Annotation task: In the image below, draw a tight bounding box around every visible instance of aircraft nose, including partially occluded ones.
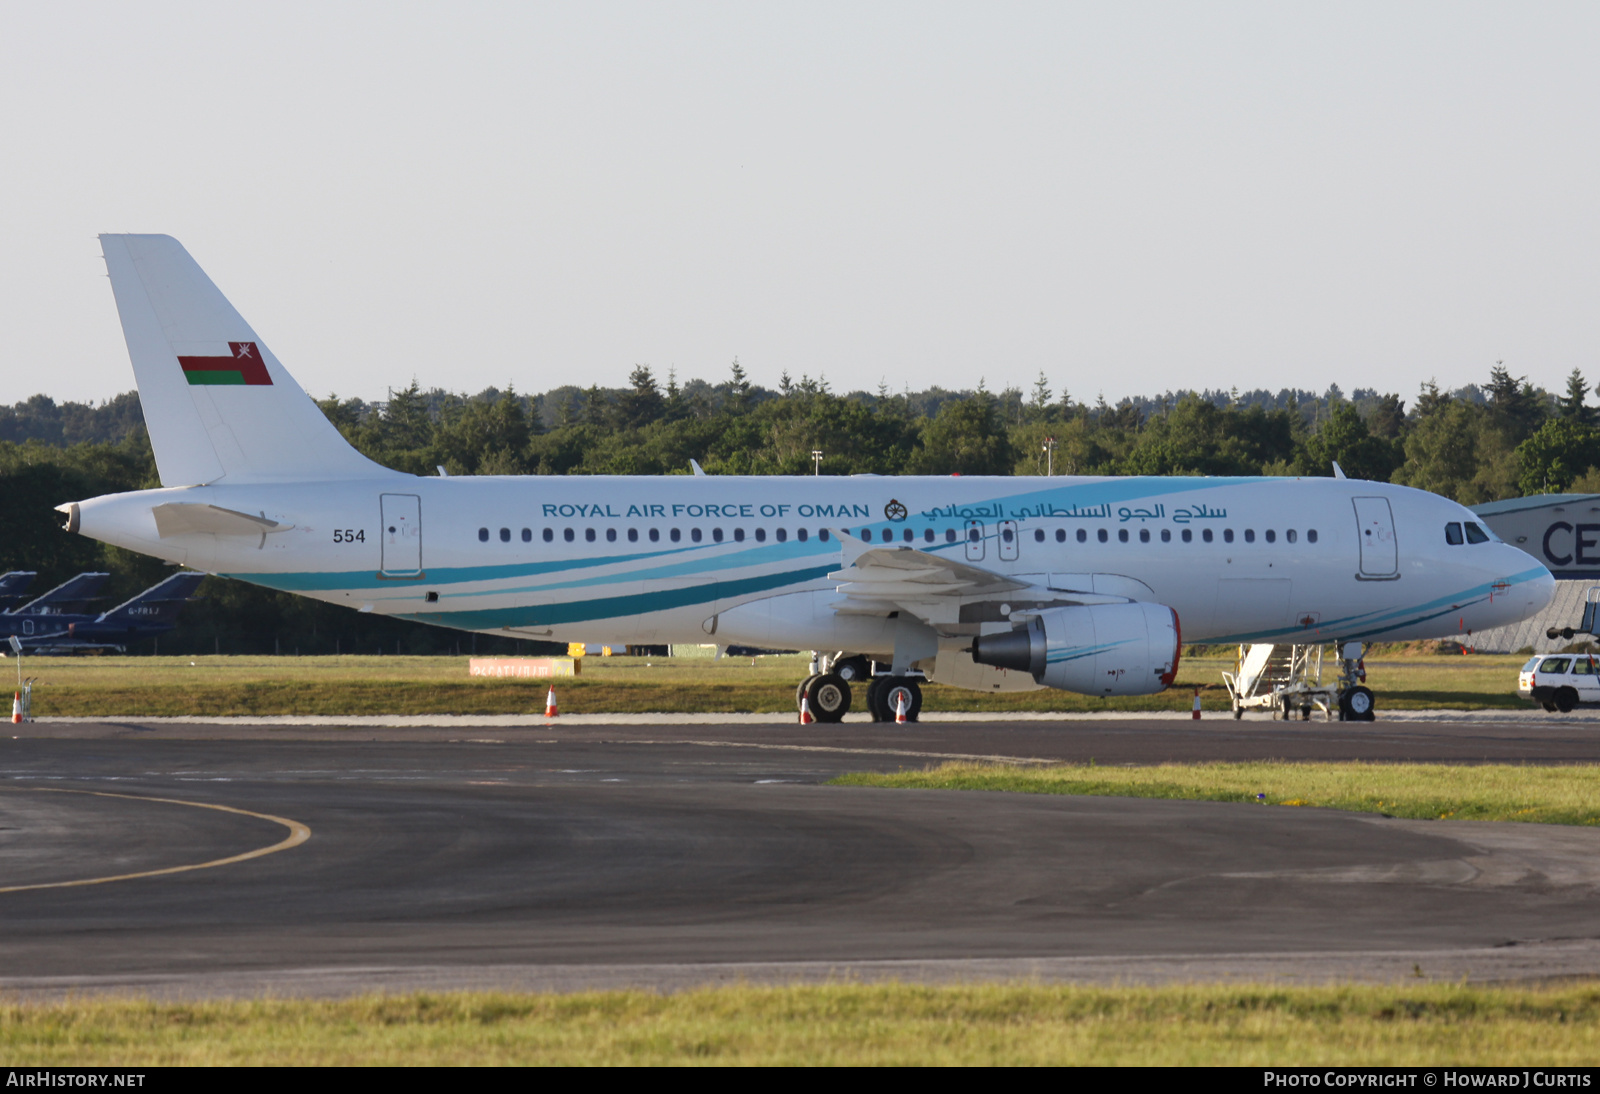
[1529,565,1557,614]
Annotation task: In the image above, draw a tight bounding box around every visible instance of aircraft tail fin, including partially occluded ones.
[0,572,37,612]
[97,572,206,625]
[16,572,110,616]
[98,235,396,486]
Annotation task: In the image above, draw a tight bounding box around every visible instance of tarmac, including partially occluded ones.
[3,711,1600,1000]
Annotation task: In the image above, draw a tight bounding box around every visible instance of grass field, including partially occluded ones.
[833,761,1600,826]
[2,648,1540,717]
[6,983,1600,1065]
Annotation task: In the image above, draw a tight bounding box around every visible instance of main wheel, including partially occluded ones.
[1341,686,1376,722]
[804,673,851,723]
[1556,687,1578,713]
[881,677,922,723]
[796,674,819,713]
[865,676,889,722]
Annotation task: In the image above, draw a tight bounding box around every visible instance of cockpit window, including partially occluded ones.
[1445,522,1464,545]
[1539,657,1573,674]
[1464,522,1490,544]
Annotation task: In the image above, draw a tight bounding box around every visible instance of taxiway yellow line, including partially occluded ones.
[0,788,311,894]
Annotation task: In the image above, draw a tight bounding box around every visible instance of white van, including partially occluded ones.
[1519,654,1600,712]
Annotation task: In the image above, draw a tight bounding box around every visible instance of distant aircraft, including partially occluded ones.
[0,572,37,611]
[0,572,205,654]
[59,235,1556,718]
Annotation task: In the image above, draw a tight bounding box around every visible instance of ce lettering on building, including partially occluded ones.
[1473,495,1600,579]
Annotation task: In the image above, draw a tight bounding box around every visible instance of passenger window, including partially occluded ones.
[1098,529,1108,543]
[1286,529,1297,543]
[1203,529,1213,543]
[945,529,957,543]
[1307,529,1318,543]
[478,527,489,542]
[670,529,681,542]
[499,528,511,542]
[755,528,767,543]
[711,528,722,542]
[1243,529,1254,543]
[690,528,702,543]
[776,528,788,542]
[1223,529,1235,543]
[797,528,809,542]
[904,529,915,543]
[1464,522,1490,544]
[968,528,980,543]
[543,528,554,543]
[1138,529,1149,543]
[585,528,596,542]
[649,528,660,542]
[733,528,745,542]
[606,528,617,543]
[1118,529,1129,543]
[1181,529,1192,543]
[564,528,575,542]
[521,528,532,543]
[819,529,830,542]
[925,529,936,543]
[1001,527,1014,544]
[628,528,639,542]
[1160,529,1171,543]
[1074,528,1084,543]
[1264,529,1275,543]
[861,529,874,542]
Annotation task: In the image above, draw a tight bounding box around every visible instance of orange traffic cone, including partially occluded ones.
[11,692,20,724]
[895,690,908,725]
[799,696,813,724]
[544,687,559,717]
[1192,689,1202,720]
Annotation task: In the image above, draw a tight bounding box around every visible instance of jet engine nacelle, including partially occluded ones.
[969,602,1181,696]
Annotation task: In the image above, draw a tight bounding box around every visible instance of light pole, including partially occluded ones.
[1042,437,1056,476]
[812,450,823,476]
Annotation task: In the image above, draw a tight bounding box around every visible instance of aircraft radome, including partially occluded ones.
[57,236,1556,722]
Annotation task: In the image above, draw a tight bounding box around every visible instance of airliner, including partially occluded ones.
[58,235,1555,721]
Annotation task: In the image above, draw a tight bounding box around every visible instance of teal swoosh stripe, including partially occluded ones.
[463,541,847,598]
[1205,565,1551,644]
[230,545,701,593]
[1046,638,1134,664]
[404,564,837,630]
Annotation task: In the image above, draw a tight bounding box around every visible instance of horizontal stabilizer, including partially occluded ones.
[152,502,292,538]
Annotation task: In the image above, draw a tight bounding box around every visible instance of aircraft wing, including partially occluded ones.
[826,538,1128,628]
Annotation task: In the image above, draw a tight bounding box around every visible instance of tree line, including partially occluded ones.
[2,361,1596,654]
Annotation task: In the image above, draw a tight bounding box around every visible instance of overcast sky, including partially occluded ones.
[2,2,1596,408]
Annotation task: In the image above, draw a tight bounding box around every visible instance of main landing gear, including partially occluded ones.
[796,654,923,723]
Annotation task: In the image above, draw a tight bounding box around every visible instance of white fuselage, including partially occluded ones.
[70,472,1555,654]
